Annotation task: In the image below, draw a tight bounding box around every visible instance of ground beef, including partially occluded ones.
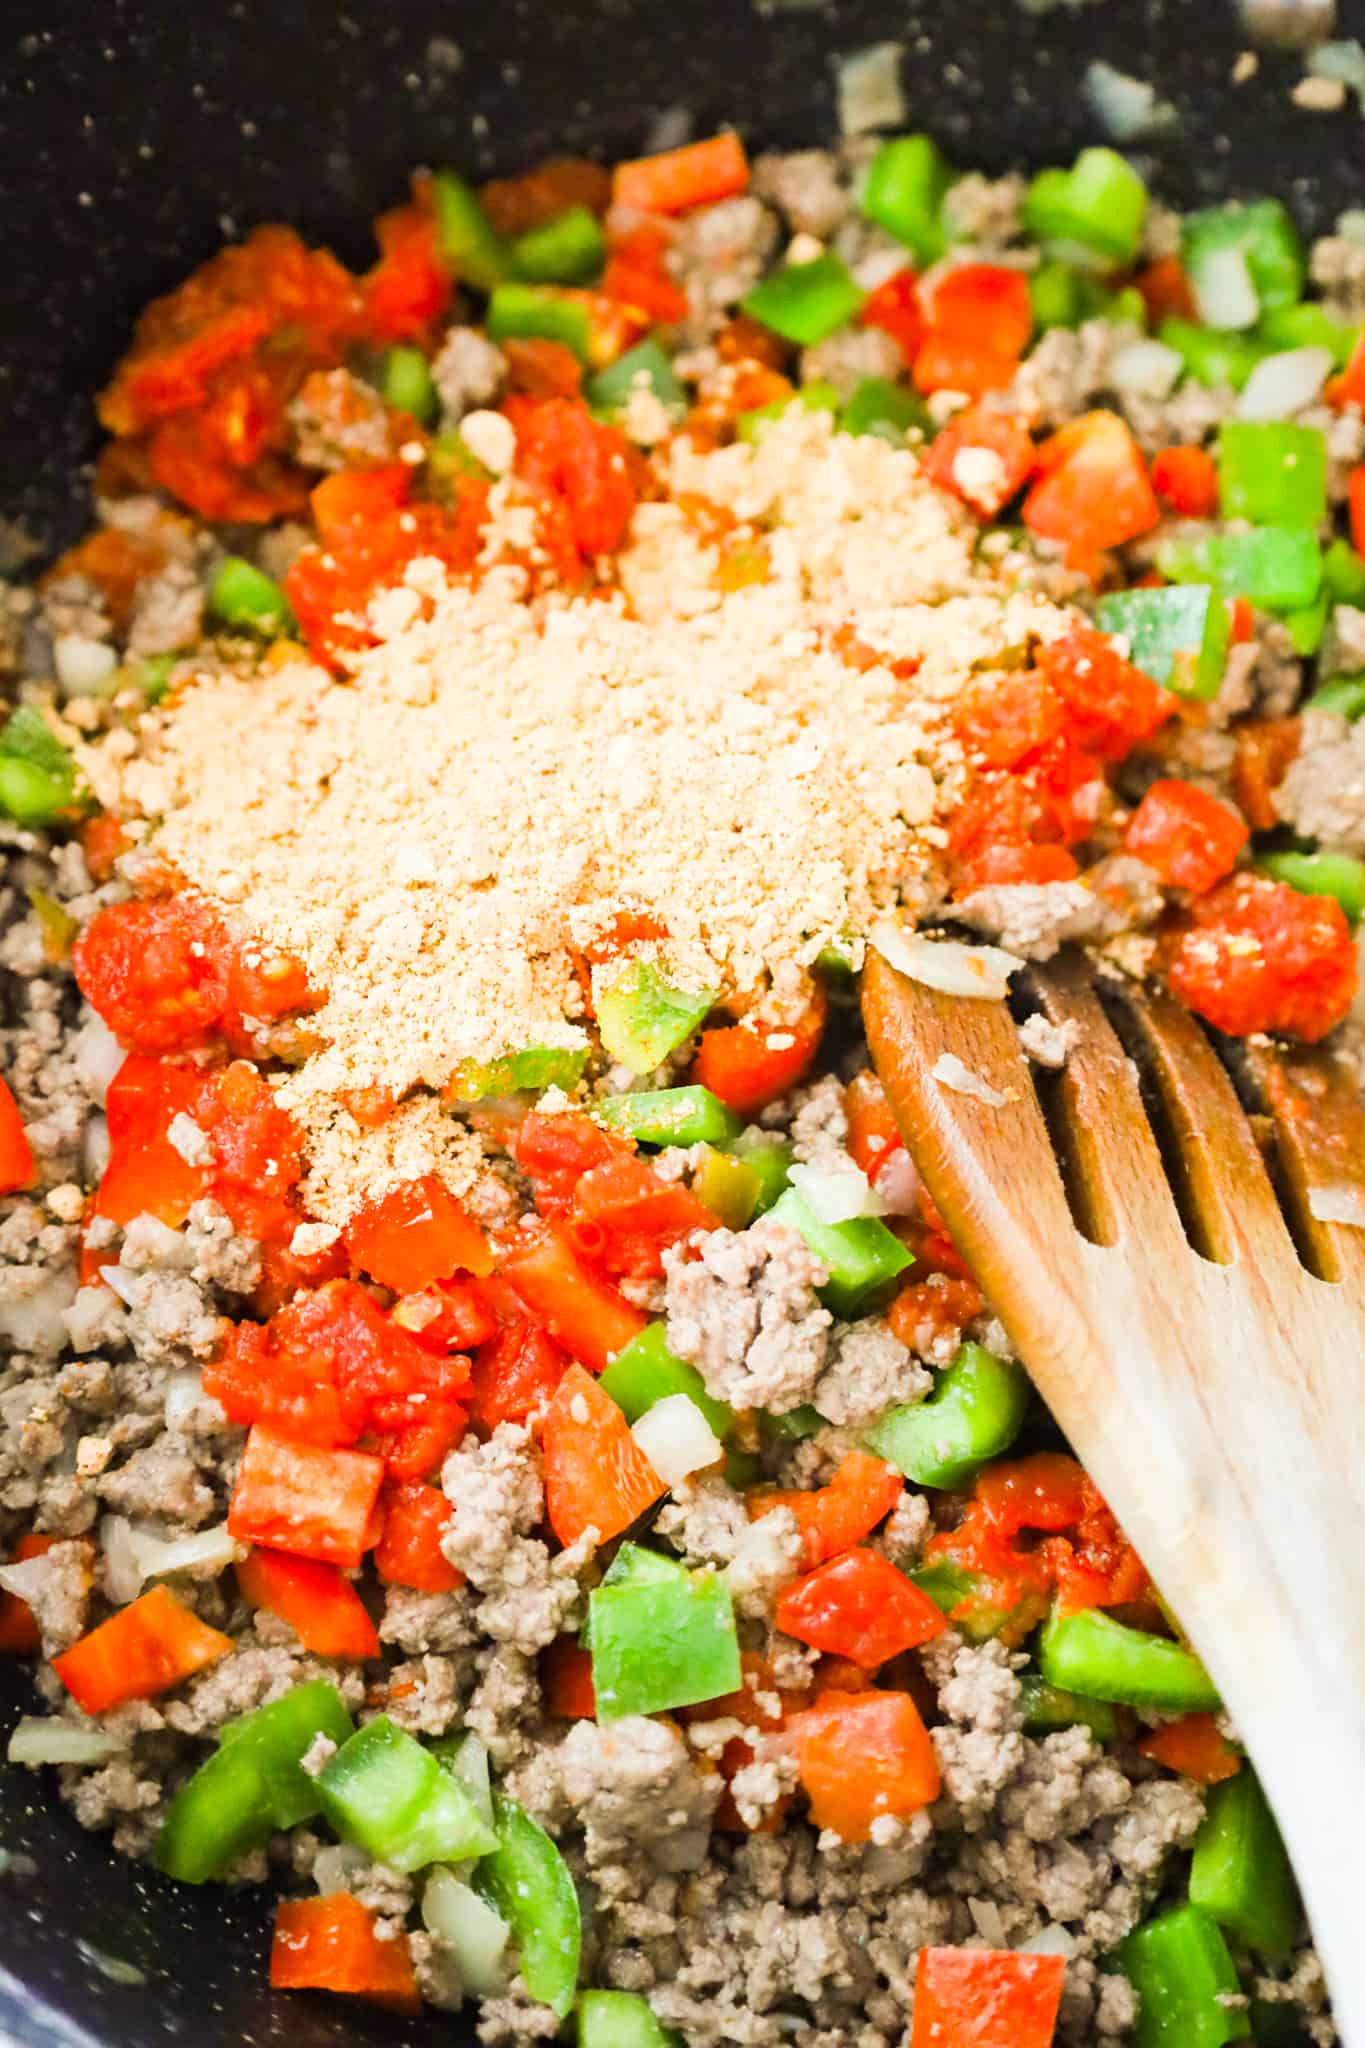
[432,326,507,421]
[786,1073,849,1167]
[941,173,1026,251]
[440,1424,587,1649]
[476,1986,563,2045]
[812,1318,930,1427]
[287,368,399,470]
[464,1643,542,1767]
[954,860,1163,960]
[1277,709,1365,851]
[125,562,203,657]
[559,1716,721,1895]
[60,1755,164,1858]
[663,1219,831,1413]
[1311,226,1365,321]
[96,1438,215,1526]
[668,197,780,342]
[381,1652,467,1735]
[751,151,850,239]
[800,325,903,401]
[21,1536,94,1654]
[379,1583,479,1656]
[160,1639,363,1737]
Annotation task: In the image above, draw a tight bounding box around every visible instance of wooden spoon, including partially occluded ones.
[863,945,1365,2046]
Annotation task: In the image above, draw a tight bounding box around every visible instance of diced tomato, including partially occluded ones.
[1035,626,1173,764]
[345,1174,493,1293]
[478,158,612,237]
[914,266,1032,400]
[887,1274,985,1353]
[1230,595,1255,645]
[236,1546,380,1660]
[858,269,923,362]
[503,1222,647,1372]
[1232,716,1301,833]
[74,896,231,1054]
[514,1111,635,1218]
[227,1426,385,1569]
[751,1450,903,1568]
[52,1585,232,1713]
[692,983,827,1118]
[468,1286,572,1430]
[1150,443,1218,518]
[372,1481,463,1593]
[682,1649,813,1832]
[612,134,750,216]
[1165,872,1358,1043]
[81,813,132,884]
[1139,1711,1242,1785]
[0,1078,34,1197]
[910,1947,1065,2048]
[600,226,688,327]
[541,1362,666,1546]
[1136,256,1197,327]
[542,1637,598,1718]
[923,406,1036,517]
[1124,778,1249,894]
[392,1276,497,1354]
[953,843,1082,893]
[568,1153,717,1280]
[1023,409,1160,572]
[45,526,167,634]
[1350,464,1365,559]
[502,337,585,399]
[844,1071,904,1183]
[0,1534,59,1655]
[952,669,1065,771]
[208,1280,471,1477]
[786,1689,940,1840]
[365,202,450,346]
[509,397,639,558]
[776,1548,946,1668]
[271,1894,420,2014]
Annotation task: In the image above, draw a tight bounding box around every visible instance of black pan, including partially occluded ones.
[0,2,1352,2040]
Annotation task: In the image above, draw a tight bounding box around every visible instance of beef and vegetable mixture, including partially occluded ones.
[2,116,1360,2048]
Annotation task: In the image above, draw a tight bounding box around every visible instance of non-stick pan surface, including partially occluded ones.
[0,2,1352,2040]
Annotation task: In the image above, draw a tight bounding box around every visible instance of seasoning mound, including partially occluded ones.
[90,411,1077,1222]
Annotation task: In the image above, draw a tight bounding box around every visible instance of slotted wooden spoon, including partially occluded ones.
[863,946,1365,2047]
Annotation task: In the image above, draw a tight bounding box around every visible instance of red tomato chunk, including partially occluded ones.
[1166,873,1358,1043]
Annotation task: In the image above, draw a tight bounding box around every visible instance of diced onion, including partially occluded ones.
[422,1867,510,1998]
[968,1897,1008,1946]
[100,1514,239,1603]
[1309,38,1365,98]
[0,1555,56,1604]
[1236,346,1333,420]
[1190,245,1260,333]
[165,1367,205,1430]
[1018,1923,1079,1958]
[870,921,1022,1000]
[0,1268,78,1357]
[931,1053,1009,1109]
[788,1160,884,1223]
[1308,1183,1365,1226]
[1108,339,1184,400]
[836,41,906,136]
[83,1112,110,1184]
[1337,209,1365,246]
[99,1516,144,1605]
[443,1732,494,1827]
[98,1265,142,1308]
[312,1844,371,1894]
[630,1395,724,1488]
[872,1146,922,1217]
[74,1012,126,1106]
[53,635,118,699]
[1082,61,1179,141]
[7,1717,127,1768]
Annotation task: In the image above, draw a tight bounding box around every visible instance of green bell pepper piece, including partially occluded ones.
[586,339,686,419]
[1094,584,1230,701]
[1157,529,1321,614]
[217,1679,355,1829]
[510,205,606,285]
[0,706,83,828]
[1190,1769,1301,1957]
[317,1714,498,1872]
[735,1133,792,1215]
[741,256,865,348]
[1257,302,1360,368]
[431,170,508,292]
[1307,672,1365,719]
[1282,589,1327,656]
[1038,1607,1220,1712]
[600,1321,733,1439]
[1017,1674,1120,1741]
[447,1043,590,1100]
[1023,148,1147,266]
[813,930,859,979]
[589,1555,741,1720]
[595,959,716,1075]
[690,1146,762,1230]
[208,556,295,636]
[1217,422,1327,529]
[1183,199,1305,321]
[861,134,956,264]
[839,376,930,445]
[909,1560,1024,1643]
[768,1185,913,1319]
[596,1085,741,1148]
[736,380,841,442]
[430,1728,495,1826]
[1030,260,1084,330]
[577,1989,679,2047]
[131,652,179,702]
[487,283,594,363]
[1257,849,1365,924]
[477,1792,581,2017]
[1158,319,1271,392]
[1120,1904,1251,2047]
[154,1739,278,1884]
[866,1342,1027,1487]
[380,344,439,425]
[1322,537,1365,606]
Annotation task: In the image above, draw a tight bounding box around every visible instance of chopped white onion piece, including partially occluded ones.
[1108,339,1184,400]
[443,1731,494,1827]
[872,1145,922,1217]
[422,1868,510,1998]
[312,1843,371,1894]
[1019,1923,1079,1958]
[1191,244,1260,332]
[788,1160,884,1223]
[53,635,118,700]
[1308,1183,1365,1226]
[1338,208,1365,245]
[101,1514,239,1601]
[0,1555,56,1604]
[83,1112,110,1184]
[8,1717,128,1768]
[165,1367,205,1430]
[74,1012,125,1106]
[968,1897,1008,1946]
[0,1268,78,1358]
[99,1517,144,1605]
[1083,60,1179,141]
[836,41,906,136]
[98,1265,141,1309]
[1237,346,1334,420]
[630,1394,723,1488]
[931,1053,1009,1109]
[1309,38,1365,100]
[870,921,1022,1000]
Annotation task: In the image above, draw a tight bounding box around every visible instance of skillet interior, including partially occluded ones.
[0,1,1354,2040]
